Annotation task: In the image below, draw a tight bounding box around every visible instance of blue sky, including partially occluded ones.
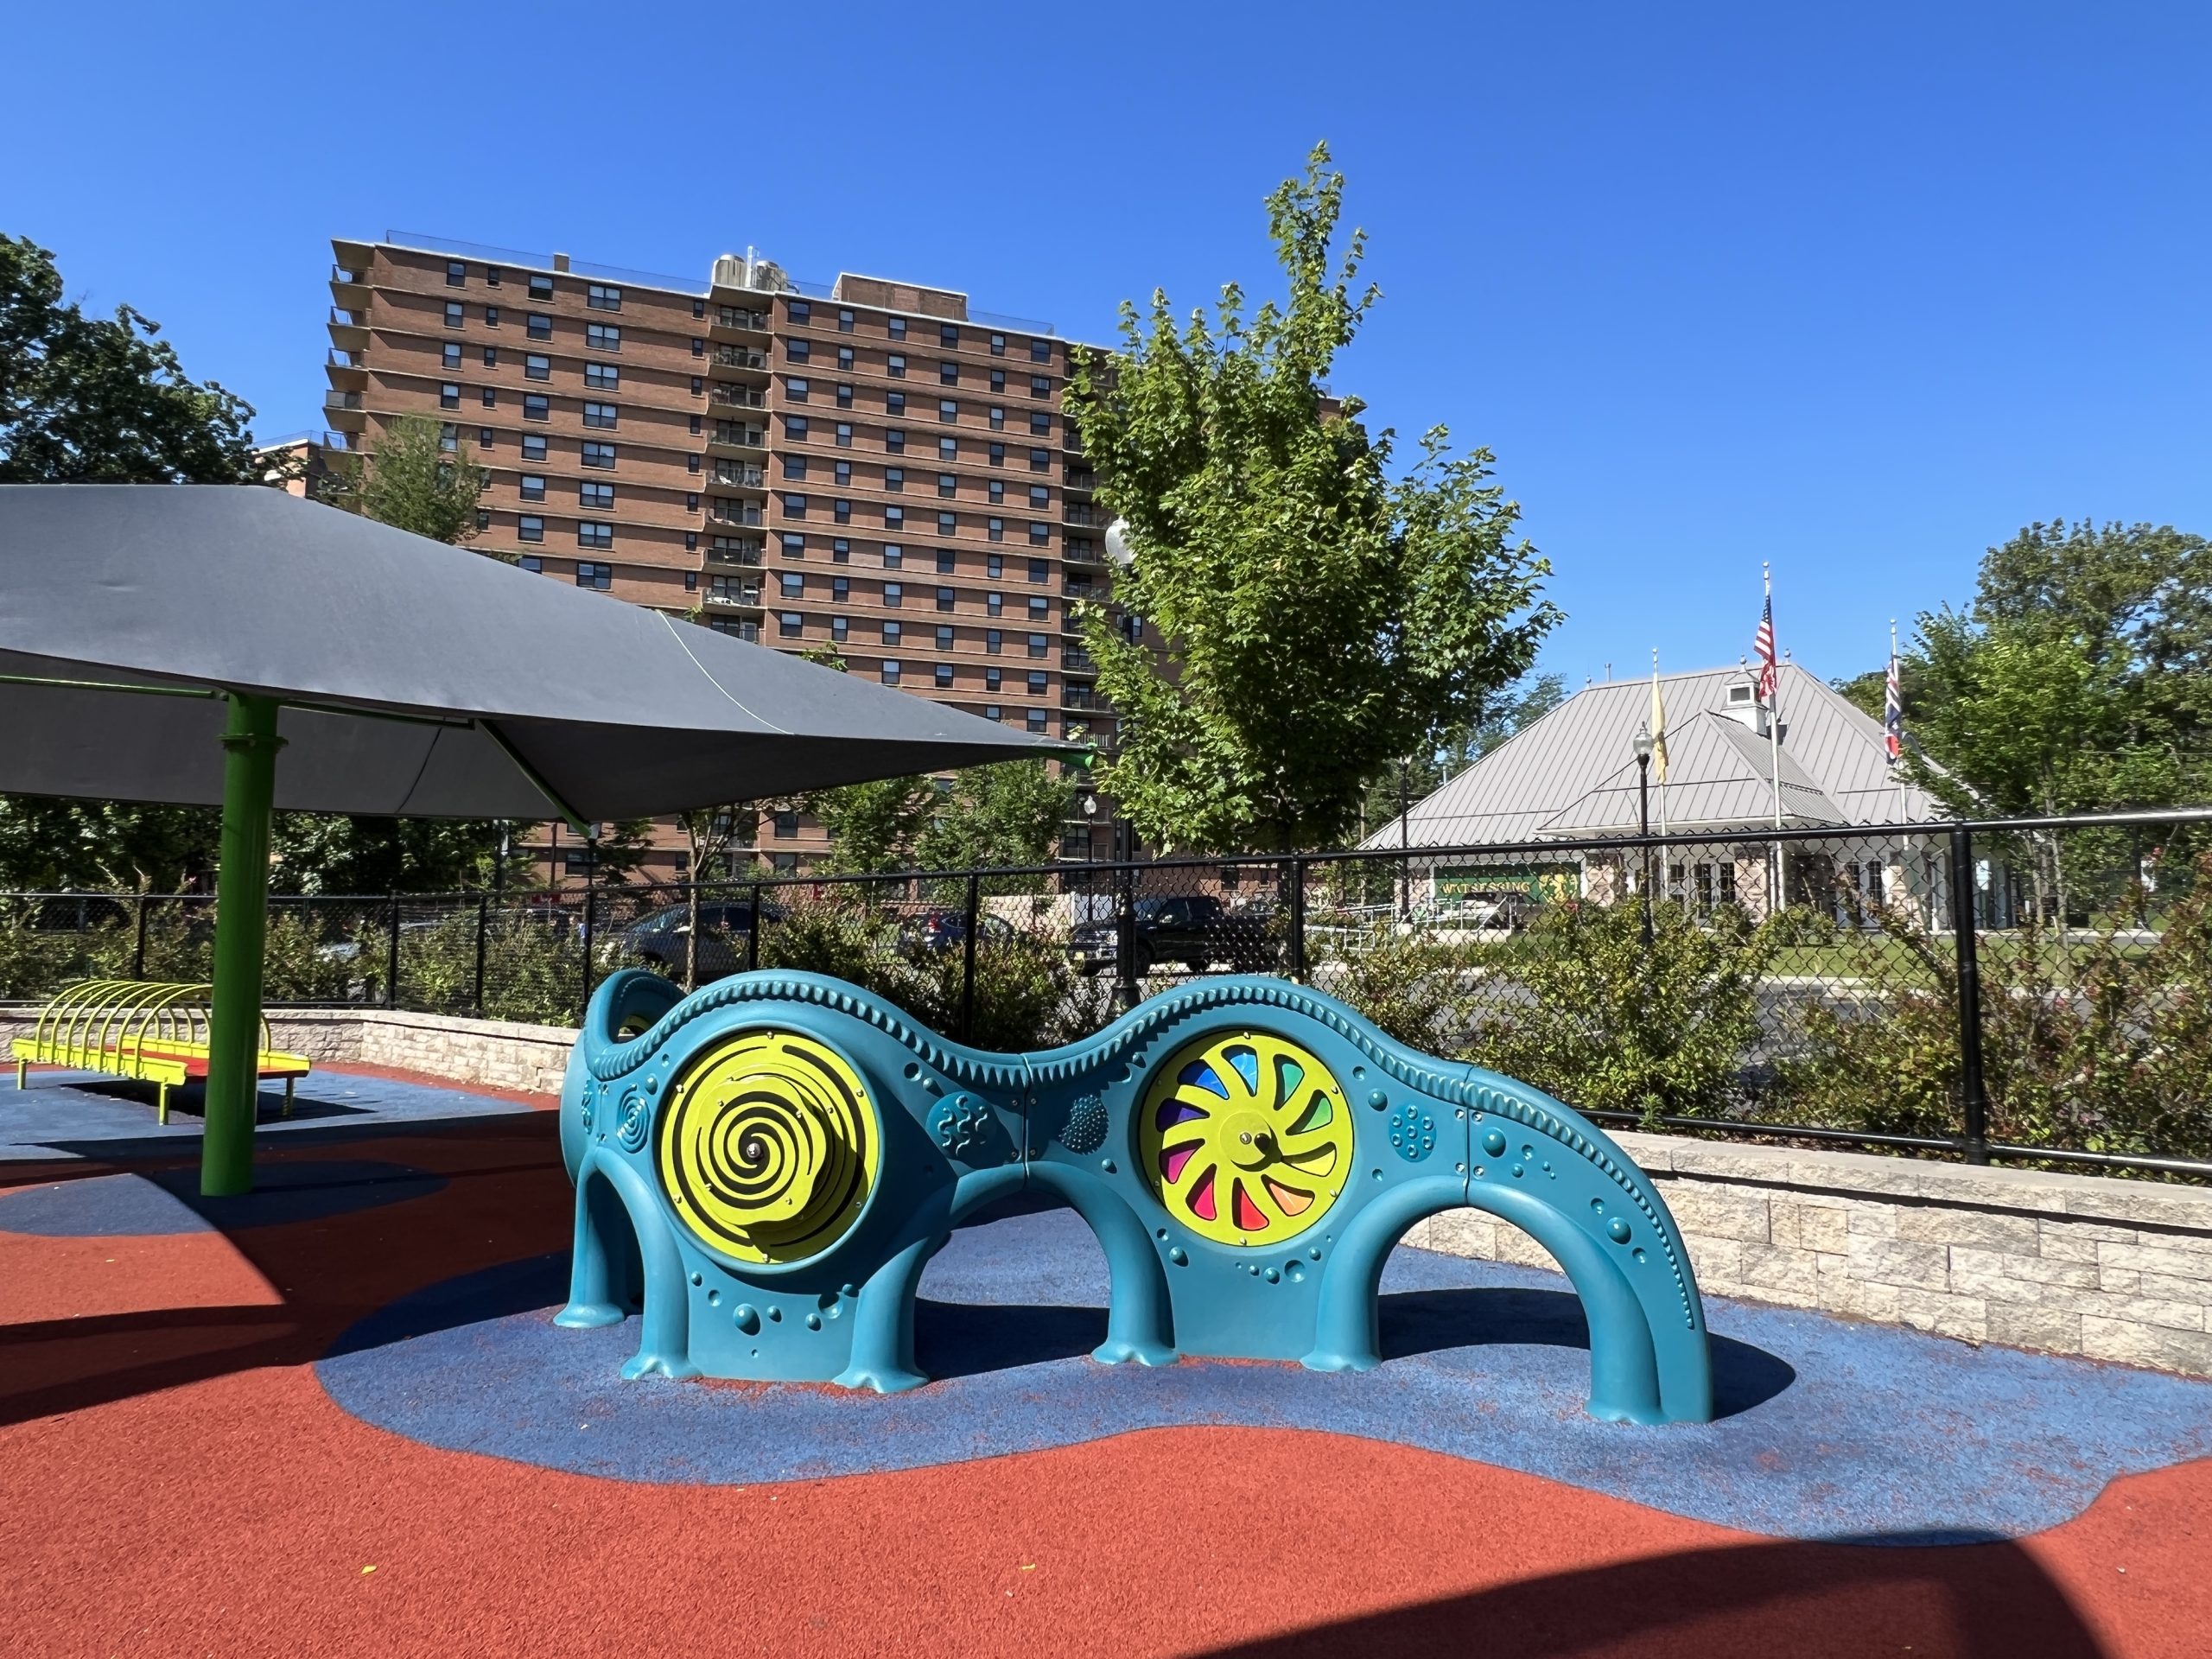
[10,3,2208,690]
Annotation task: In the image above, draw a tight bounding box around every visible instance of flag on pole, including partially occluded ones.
[1649,654,1669,782]
[1884,627,1904,763]
[1754,574,1778,699]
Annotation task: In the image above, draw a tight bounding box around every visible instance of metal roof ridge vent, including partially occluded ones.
[552,251,570,272]
[1714,662,1769,737]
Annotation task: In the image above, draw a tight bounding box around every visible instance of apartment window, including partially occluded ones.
[884,505,904,529]
[484,307,499,327]
[779,613,803,639]
[1030,376,1051,397]
[985,704,1001,721]
[1029,558,1050,582]
[836,346,854,372]
[576,561,613,589]
[527,313,552,340]
[884,467,905,493]
[783,493,808,518]
[480,345,498,367]
[937,586,957,613]
[989,368,1006,394]
[831,615,849,643]
[1030,447,1051,472]
[519,474,546,502]
[587,283,621,311]
[831,575,849,601]
[689,414,702,434]
[831,539,851,563]
[935,548,956,574]
[783,455,808,481]
[785,415,809,440]
[690,337,704,356]
[443,260,467,287]
[887,391,906,416]
[985,630,1003,655]
[837,308,855,333]
[834,499,851,524]
[988,592,1004,617]
[988,442,1006,467]
[444,301,464,328]
[587,322,621,352]
[772,811,798,838]
[935,623,955,649]
[440,383,460,409]
[887,316,906,340]
[988,480,1004,505]
[834,460,852,486]
[938,399,957,423]
[987,518,1004,543]
[581,481,613,510]
[524,394,550,422]
[442,342,462,370]
[937,322,958,347]
[789,299,811,324]
[883,544,904,568]
[685,493,698,511]
[933,664,955,689]
[884,582,903,606]
[585,363,619,390]
[518,555,542,573]
[786,377,810,403]
[939,360,959,385]
[782,533,805,558]
[582,440,616,468]
[1027,670,1049,695]
[885,429,906,454]
[1030,339,1052,363]
[694,297,706,318]
[886,353,906,378]
[786,339,810,363]
[522,433,548,461]
[583,402,619,429]
[524,353,550,381]
[836,383,854,409]
[1027,709,1048,734]
[683,571,697,592]
[989,333,1006,356]
[688,453,701,474]
[882,620,902,644]
[937,512,957,536]
[835,422,853,448]
[937,474,957,499]
[684,531,698,550]
[987,554,1004,578]
[577,522,613,550]
[518,515,544,542]
[1027,633,1048,658]
[1030,412,1052,435]
[988,406,1006,430]
[529,275,554,301]
[880,660,901,685]
[477,426,494,446]
[1029,522,1051,546]
[780,572,804,599]
[1029,485,1050,508]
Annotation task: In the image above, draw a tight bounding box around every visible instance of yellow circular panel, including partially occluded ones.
[1137,1032,1351,1246]
[657,1029,880,1267]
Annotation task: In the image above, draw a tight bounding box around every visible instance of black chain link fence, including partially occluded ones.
[5,807,2207,1176]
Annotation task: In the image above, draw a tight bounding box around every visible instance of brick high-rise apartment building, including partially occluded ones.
[322,232,1122,879]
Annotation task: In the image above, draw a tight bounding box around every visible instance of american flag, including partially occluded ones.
[1754,579,1778,699]
[1884,648,1903,762]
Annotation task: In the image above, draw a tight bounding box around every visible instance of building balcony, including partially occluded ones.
[1063,578,1103,601]
[706,539,764,565]
[709,424,766,452]
[1063,468,1097,493]
[706,586,762,609]
[712,463,766,489]
[708,502,764,527]
[329,266,369,306]
[327,307,369,347]
[1063,540,1105,568]
[1062,648,1096,675]
[1061,686,1103,711]
[323,389,364,411]
[712,346,768,372]
[709,385,766,410]
[711,305,772,339]
[1064,505,1102,528]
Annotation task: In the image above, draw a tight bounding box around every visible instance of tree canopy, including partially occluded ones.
[1063,143,1559,854]
[323,411,489,549]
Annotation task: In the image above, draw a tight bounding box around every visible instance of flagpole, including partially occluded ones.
[1891,618,1908,825]
[1765,563,1784,911]
[1651,648,1669,912]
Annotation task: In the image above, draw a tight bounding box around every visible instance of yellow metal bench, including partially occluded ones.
[11,979,312,1125]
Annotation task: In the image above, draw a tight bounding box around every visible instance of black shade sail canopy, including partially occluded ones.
[0,485,1061,823]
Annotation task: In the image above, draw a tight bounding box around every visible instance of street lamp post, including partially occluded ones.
[1632,722,1656,947]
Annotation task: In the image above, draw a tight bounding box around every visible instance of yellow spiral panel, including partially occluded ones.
[656,1029,881,1268]
[1136,1032,1351,1247]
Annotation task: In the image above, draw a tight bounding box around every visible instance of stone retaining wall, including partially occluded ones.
[1412,1132,2212,1376]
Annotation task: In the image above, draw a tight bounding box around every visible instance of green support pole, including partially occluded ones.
[200,694,283,1197]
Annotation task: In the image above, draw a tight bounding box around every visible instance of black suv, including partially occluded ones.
[604,899,782,981]
[1071,894,1280,976]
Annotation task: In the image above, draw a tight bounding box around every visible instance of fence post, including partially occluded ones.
[385,891,400,1010]
[747,881,764,973]
[579,880,598,1024]
[474,893,489,1018]
[959,872,982,1042]
[1116,852,1140,1013]
[132,895,149,981]
[1287,856,1307,982]
[1947,824,1991,1165]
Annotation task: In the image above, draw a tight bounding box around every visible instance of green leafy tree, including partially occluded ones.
[809,776,939,875]
[913,760,1072,877]
[0,234,258,483]
[1063,143,1559,853]
[323,412,488,548]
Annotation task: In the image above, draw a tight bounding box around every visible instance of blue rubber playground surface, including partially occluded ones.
[317,1205,2212,1545]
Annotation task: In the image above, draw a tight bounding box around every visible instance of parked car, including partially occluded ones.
[601,899,784,981]
[1071,895,1280,976]
[896,909,1016,957]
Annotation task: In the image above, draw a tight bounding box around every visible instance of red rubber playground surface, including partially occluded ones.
[3,1068,2209,1658]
